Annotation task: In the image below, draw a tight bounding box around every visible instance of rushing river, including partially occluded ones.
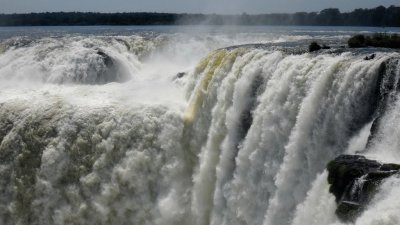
[0,26,400,225]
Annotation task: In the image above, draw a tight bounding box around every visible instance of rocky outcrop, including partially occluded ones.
[348,34,400,49]
[308,42,330,52]
[327,155,400,222]
[309,42,322,52]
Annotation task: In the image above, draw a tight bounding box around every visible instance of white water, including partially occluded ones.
[0,30,400,225]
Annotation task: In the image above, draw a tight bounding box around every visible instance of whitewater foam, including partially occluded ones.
[1,30,400,225]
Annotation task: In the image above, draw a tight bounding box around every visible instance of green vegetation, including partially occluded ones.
[348,33,400,48]
[0,5,399,26]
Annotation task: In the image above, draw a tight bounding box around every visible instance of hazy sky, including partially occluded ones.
[0,0,399,14]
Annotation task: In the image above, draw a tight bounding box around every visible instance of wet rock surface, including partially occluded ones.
[327,155,400,222]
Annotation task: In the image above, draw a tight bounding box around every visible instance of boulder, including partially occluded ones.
[327,155,400,222]
[309,42,322,52]
[364,54,376,60]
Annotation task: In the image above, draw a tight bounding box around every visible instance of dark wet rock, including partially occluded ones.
[364,54,376,60]
[308,42,330,52]
[115,38,131,51]
[97,50,114,67]
[348,34,400,49]
[348,35,367,48]
[327,155,400,222]
[309,42,322,52]
[176,72,186,79]
[239,74,264,142]
[322,44,331,49]
[93,50,130,84]
[367,58,400,146]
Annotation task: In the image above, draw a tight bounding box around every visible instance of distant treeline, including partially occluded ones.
[0,5,399,26]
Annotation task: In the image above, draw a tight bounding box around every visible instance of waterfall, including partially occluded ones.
[1,34,400,225]
[186,48,396,225]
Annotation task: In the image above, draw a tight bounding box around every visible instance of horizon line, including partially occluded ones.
[0,4,398,16]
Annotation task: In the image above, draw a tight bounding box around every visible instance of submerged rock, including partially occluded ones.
[327,155,400,222]
[176,72,186,79]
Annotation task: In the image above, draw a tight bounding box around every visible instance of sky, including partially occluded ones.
[0,0,399,14]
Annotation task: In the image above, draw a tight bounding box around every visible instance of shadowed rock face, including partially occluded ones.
[327,155,400,222]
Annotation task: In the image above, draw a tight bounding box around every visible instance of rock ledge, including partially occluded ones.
[327,155,400,222]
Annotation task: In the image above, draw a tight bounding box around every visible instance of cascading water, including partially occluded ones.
[1,27,400,225]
